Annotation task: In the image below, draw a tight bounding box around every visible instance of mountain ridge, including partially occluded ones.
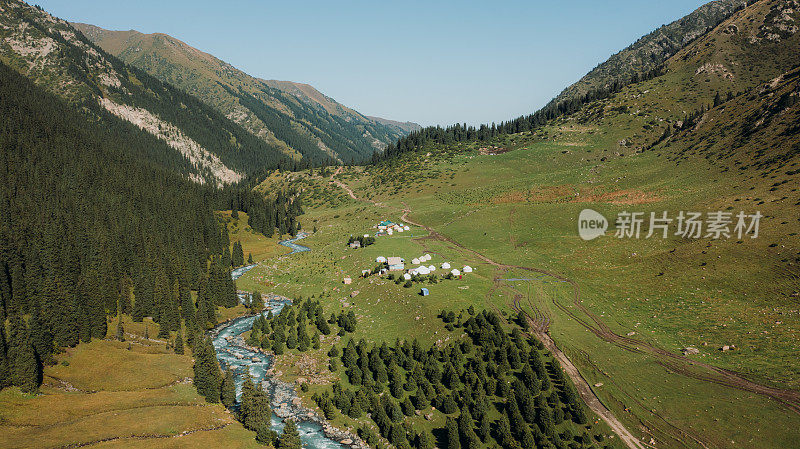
[0,0,301,185]
[550,0,750,107]
[71,22,420,164]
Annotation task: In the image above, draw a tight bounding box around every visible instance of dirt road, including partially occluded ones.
[331,174,800,449]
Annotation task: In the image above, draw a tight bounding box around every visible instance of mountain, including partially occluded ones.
[550,0,749,107]
[71,23,420,164]
[0,0,306,185]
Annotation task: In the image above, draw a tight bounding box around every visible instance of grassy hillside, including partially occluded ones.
[72,23,420,164]
[0,316,261,449]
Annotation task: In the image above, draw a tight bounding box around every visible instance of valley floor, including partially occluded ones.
[243,126,800,449]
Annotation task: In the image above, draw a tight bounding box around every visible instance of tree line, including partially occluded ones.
[370,66,665,164]
[314,309,608,449]
[0,61,300,393]
[246,297,356,356]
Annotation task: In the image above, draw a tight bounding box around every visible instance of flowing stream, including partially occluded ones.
[211,233,347,449]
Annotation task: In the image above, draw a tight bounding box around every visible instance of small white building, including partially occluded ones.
[463,265,473,273]
[364,234,370,238]
[397,228,404,233]
[412,258,420,265]
[428,265,436,271]
[441,262,451,270]
[387,229,393,235]
[417,266,430,275]
[376,256,387,263]
[403,273,412,280]
[403,225,410,231]
[387,257,404,271]
[424,254,432,260]
[450,269,461,277]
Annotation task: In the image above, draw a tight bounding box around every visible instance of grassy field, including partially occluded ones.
[0,315,261,449]
[239,105,800,448]
[219,210,291,263]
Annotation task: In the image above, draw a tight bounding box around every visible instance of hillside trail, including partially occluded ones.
[330,173,800,448]
[329,166,373,204]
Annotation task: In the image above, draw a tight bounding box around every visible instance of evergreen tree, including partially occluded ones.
[0,325,10,389]
[278,420,302,449]
[256,423,273,446]
[8,315,40,393]
[232,241,245,267]
[192,337,222,403]
[116,317,125,341]
[174,331,184,355]
[417,430,434,449]
[445,417,460,449]
[29,311,54,366]
[245,391,272,431]
[477,414,490,442]
[157,321,170,339]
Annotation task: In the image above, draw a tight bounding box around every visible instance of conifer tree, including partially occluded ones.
[174,331,184,355]
[256,423,273,446]
[157,321,170,339]
[278,420,301,449]
[445,416,460,449]
[116,317,125,341]
[8,315,40,393]
[221,369,236,408]
[192,337,222,403]
[245,390,272,430]
[0,325,10,389]
[232,241,245,267]
[477,414,490,442]
[418,430,434,449]
[28,311,53,365]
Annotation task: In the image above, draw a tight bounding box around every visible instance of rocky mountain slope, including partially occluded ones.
[72,23,420,164]
[572,0,800,163]
[0,0,305,185]
[551,0,749,107]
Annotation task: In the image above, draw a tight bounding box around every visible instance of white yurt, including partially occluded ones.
[424,254,432,260]
[403,273,412,280]
[403,225,410,231]
[397,228,404,233]
[364,234,370,238]
[417,266,430,275]
[376,256,387,263]
[451,269,461,276]
[387,229,393,235]
[428,265,436,271]
[441,262,451,270]
[463,265,473,273]
[412,258,420,265]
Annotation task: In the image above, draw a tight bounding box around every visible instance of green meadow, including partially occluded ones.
[241,118,800,448]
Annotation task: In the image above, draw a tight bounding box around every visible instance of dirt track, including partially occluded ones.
[332,174,800,449]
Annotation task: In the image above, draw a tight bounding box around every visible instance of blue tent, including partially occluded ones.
[420,288,429,296]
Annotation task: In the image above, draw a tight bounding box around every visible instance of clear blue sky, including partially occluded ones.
[37,0,708,127]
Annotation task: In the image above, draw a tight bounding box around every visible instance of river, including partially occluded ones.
[212,232,346,449]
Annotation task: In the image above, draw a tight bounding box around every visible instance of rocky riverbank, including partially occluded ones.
[211,296,368,449]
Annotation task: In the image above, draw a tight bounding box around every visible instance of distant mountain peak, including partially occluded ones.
[71,22,420,163]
